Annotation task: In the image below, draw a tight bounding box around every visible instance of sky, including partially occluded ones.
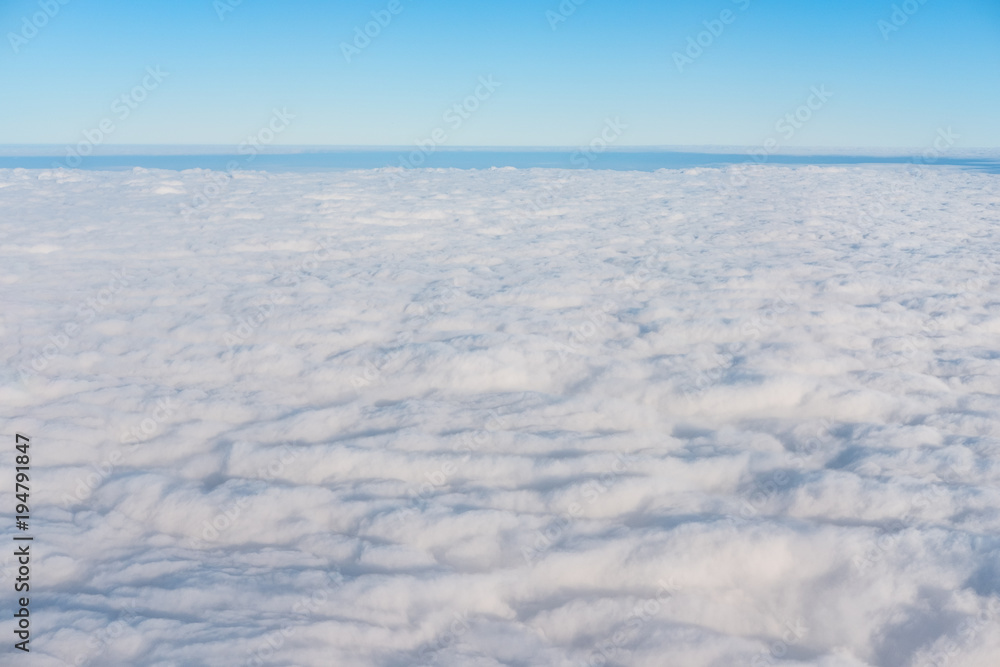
[1,0,998,149]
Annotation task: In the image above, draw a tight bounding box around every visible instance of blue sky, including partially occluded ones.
[1,0,998,148]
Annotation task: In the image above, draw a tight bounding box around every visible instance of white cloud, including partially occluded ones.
[2,164,1000,665]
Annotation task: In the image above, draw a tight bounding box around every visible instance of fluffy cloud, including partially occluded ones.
[2,164,1000,666]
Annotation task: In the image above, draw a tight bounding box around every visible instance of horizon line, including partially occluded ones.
[1,144,999,157]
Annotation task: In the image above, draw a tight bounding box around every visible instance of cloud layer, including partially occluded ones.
[2,164,1000,666]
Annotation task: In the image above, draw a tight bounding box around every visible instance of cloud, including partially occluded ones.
[3,164,1000,665]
